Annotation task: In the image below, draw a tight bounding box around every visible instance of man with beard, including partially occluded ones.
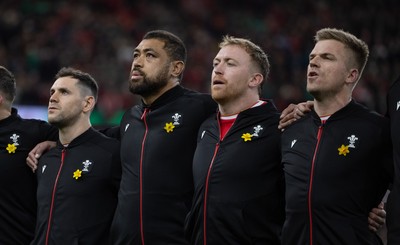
[108,30,217,244]
[185,36,285,244]
[31,67,121,244]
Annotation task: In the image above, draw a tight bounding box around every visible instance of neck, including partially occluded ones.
[58,119,91,146]
[142,81,179,105]
[0,108,12,120]
[218,95,260,116]
[313,96,351,117]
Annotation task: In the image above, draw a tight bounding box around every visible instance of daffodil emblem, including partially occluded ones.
[164,122,175,133]
[6,143,17,154]
[241,133,253,142]
[338,144,350,156]
[73,169,83,180]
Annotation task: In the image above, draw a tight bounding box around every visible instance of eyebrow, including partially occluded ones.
[134,47,157,53]
[50,87,70,93]
[309,52,335,58]
[214,57,237,63]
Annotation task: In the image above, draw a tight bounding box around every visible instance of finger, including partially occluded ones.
[294,108,305,118]
[368,217,379,232]
[278,112,294,128]
[306,100,315,109]
[369,211,385,228]
[26,155,37,172]
[280,104,296,119]
[278,118,297,130]
[297,104,312,114]
[374,216,385,225]
[26,157,36,172]
[368,225,377,232]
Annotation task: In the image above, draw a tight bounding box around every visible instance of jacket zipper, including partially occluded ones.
[308,122,324,245]
[203,142,220,245]
[140,108,149,245]
[203,115,227,245]
[45,148,66,245]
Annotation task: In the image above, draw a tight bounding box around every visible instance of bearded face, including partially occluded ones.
[129,63,170,98]
[128,38,175,99]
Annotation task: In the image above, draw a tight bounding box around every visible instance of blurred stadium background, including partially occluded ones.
[1,0,399,126]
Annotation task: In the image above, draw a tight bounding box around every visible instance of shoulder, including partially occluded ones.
[352,102,389,126]
[19,117,49,126]
[388,75,400,94]
[89,129,120,153]
[11,118,58,140]
[182,88,216,108]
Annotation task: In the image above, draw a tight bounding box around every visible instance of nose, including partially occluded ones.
[213,63,223,75]
[309,57,319,68]
[132,54,143,68]
[49,92,58,103]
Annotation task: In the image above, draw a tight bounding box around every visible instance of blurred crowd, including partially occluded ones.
[0,0,399,125]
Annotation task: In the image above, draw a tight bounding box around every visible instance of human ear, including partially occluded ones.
[249,73,264,88]
[346,68,359,85]
[171,61,185,78]
[82,96,95,112]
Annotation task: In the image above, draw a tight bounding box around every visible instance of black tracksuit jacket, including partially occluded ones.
[0,108,57,245]
[185,101,285,245]
[110,85,216,245]
[281,100,393,245]
[31,128,121,245]
[386,76,400,245]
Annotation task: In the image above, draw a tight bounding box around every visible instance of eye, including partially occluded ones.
[321,54,334,60]
[212,59,220,67]
[146,53,155,58]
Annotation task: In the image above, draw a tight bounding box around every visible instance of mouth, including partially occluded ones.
[212,79,225,86]
[308,71,318,79]
[48,106,58,112]
[130,70,144,80]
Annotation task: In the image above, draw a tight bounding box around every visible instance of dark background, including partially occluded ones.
[1,0,399,125]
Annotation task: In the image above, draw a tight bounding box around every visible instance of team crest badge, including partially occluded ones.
[241,125,264,142]
[6,133,20,154]
[72,160,93,180]
[338,134,358,156]
[164,113,182,133]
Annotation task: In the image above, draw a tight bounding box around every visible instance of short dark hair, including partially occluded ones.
[54,67,98,100]
[143,30,187,79]
[0,66,17,103]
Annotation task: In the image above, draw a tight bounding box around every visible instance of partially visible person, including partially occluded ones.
[0,66,57,244]
[185,36,285,244]
[281,28,393,244]
[30,67,121,245]
[386,75,400,245]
